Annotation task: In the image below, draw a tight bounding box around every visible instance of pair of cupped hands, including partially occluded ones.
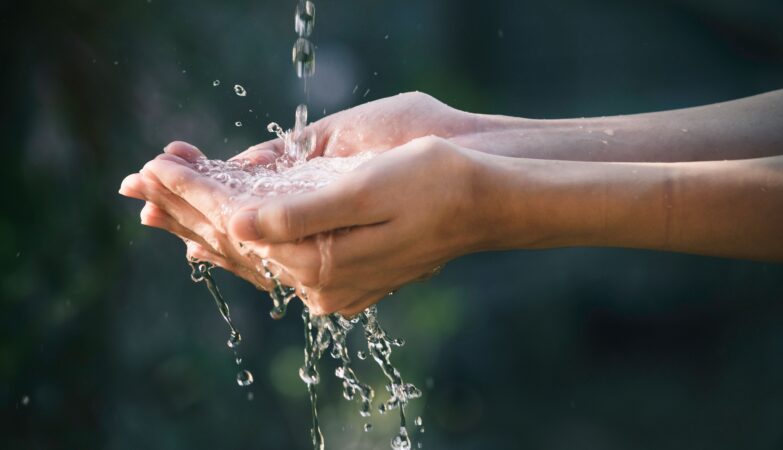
[120,92,503,315]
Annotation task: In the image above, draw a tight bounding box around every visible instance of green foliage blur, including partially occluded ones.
[2,0,783,449]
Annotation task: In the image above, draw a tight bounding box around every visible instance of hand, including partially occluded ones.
[232,91,486,163]
[119,142,275,290]
[228,136,485,315]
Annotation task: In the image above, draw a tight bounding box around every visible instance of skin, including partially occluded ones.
[120,90,783,315]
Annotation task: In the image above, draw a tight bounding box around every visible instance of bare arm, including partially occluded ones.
[476,154,783,261]
[455,89,783,162]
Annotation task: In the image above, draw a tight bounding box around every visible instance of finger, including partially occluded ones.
[228,176,387,243]
[185,241,235,272]
[119,173,146,200]
[140,202,218,252]
[141,159,233,228]
[135,169,226,252]
[155,153,191,165]
[164,141,204,162]
[230,139,284,163]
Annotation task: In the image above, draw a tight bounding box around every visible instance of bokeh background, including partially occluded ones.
[2,0,783,449]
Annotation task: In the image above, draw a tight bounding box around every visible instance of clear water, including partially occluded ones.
[189,147,423,449]
[184,1,424,448]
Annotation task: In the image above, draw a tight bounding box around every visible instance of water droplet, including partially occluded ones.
[292,37,316,78]
[363,88,370,98]
[391,427,411,450]
[237,369,254,386]
[234,84,247,96]
[295,1,315,37]
[227,330,242,348]
[235,121,243,127]
[213,80,220,86]
[681,128,688,133]
[364,423,373,432]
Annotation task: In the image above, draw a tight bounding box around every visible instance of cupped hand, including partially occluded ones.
[119,142,292,292]
[228,136,487,315]
[232,91,485,163]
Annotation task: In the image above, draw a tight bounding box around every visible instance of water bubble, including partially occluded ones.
[234,84,247,96]
[295,1,315,37]
[414,416,422,427]
[364,423,373,432]
[213,80,220,86]
[247,392,254,401]
[235,121,243,127]
[237,369,254,386]
[292,37,315,78]
[227,330,242,348]
[235,356,242,365]
[21,395,30,406]
[357,350,367,360]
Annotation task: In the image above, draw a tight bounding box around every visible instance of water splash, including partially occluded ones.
[189,261,254,390]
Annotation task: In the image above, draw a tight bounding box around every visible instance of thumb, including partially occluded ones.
[229,178,385,243]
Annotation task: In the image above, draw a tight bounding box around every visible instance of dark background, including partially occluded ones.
[2,0,783,449]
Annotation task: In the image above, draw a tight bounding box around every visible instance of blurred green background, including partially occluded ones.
[2,0,783,449]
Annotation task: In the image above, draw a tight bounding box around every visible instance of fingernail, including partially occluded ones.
[230,209,263,241]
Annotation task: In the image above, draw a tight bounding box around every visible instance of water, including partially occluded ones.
[188,261,254,391]
[293,37,316,79]
[184,1,423,448]
[188,148,423,449]
[295,1,315,37]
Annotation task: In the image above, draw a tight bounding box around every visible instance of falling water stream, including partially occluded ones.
[184,1,423,449]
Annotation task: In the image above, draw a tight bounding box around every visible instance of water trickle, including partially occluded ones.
[292,37,316,79]
[295,1,316,37]
[237,369,254,386]
[227,330,242,348]
[183,1,424,448]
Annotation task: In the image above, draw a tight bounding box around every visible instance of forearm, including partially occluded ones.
[473,153,783,261]
[453,89,783,163]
